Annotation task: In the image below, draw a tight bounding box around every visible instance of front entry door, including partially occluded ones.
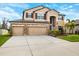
[50,16,56,30]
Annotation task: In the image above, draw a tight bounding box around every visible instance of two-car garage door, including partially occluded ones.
[12,24,49,36]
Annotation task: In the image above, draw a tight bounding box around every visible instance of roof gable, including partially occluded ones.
[24,6,44,12]
[24,6,59,13]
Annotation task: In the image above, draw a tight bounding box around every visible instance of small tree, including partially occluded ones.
[2,17,8,29]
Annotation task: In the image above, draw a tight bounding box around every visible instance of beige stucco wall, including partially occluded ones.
[33,8,49,21]
[24,6,43,20]
[47,10,58,22]
[24,8,59,30]
[47,10,59,30]
[23,6,59,30]
[58,20,64,26]
[58,16,65,27]
[34,8,49,13]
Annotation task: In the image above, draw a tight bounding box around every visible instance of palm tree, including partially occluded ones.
[69,21,75,34]
[65,19,70,34]
[65,19,75,34]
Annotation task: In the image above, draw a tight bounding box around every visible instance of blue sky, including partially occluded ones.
[0,3,79,22]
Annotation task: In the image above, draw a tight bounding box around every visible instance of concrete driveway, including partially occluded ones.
[0,35,79,56]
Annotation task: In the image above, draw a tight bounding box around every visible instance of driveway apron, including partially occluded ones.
[0,36,79,56]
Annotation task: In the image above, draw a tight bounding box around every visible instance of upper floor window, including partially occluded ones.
[26,13,32,18]
[37,13,44,19]
[58,16,62,20]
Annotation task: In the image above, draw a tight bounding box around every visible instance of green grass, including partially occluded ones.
[58,35,79,42]
[0,35,11,46]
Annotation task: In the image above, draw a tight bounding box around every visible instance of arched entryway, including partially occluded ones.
[50,16,56,30]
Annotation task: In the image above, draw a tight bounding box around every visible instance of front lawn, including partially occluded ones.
[58,35,79,42]
[0,35,11,46]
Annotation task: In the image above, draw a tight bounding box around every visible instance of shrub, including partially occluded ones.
[49,30,61,37]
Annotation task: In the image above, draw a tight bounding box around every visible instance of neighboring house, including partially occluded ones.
[74,20,79,34]
[10,6,65,35]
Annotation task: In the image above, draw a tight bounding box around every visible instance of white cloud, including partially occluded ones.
[69,5,73,8]
[8,3,29,9]
[59,10,79,20]
[0,4,30,22]
[0,6,21,22]
[60,5,73,10]
[0,7,15,13]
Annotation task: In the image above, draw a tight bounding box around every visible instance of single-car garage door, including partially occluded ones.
[28,27,48,35]
[12,26,24,36]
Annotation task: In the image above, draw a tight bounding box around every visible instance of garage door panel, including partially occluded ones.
[12,26,24,36]
[28,27,48,35]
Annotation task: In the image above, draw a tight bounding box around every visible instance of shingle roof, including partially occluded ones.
[23,6,44,12]
[58,13,65,16]
[23,5,59,13]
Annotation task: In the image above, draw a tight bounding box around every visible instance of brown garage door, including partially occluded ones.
[28,27,48,35]
[12,26,24,36]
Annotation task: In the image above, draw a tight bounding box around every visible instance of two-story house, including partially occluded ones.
[10,6,65,35]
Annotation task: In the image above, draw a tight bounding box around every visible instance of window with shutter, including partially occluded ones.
[35,13,37,19]
[26,13,32,18]
[26,13,28,18]
[44,14,46,20]
[31,13,33,18]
